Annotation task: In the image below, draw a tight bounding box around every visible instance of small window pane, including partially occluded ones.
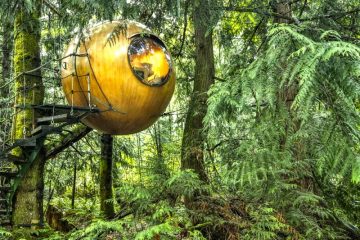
[128,36,171,86]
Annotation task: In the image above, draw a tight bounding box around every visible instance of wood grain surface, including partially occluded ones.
[61,21,175,135]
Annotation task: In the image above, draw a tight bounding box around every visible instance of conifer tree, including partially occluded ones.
[181,0,215,182]
[11,0,45,226]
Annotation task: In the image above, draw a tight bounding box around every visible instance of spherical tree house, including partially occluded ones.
[61,20,175,135]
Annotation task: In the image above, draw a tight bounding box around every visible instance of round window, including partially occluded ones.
[128,35,172,86]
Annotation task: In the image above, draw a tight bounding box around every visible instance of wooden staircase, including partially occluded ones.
[0,157,23,225]
[0,104,98,225]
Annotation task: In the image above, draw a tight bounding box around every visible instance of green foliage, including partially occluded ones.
[2,0,360,239]
[243,205,289,240]
[0,228,12,240]
[68,219,123,240]
[206,24,360,239]
[166,170,209,199]
[135,222,180,240]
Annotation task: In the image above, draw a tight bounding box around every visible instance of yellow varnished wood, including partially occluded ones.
[61,21,175,135]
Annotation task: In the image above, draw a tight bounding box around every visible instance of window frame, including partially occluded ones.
[127,33,173,87]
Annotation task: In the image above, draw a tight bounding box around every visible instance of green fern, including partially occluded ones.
[0,228,12,240]
[206,24,360,239]
[135,222,180,240]
[68,219,124,240]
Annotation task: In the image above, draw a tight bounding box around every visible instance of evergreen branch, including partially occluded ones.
[174,0,190,58]
[43,0,61,16]
[219,6,360,24]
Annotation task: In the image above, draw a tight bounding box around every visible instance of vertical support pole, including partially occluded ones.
[99,134,115,218]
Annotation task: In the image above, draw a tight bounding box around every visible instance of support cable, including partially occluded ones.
[83,42,125,114]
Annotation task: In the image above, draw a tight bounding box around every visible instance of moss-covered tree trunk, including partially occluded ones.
[1,20,13,98]
[181,0,214,182]
[11,0,45,226]
[99,134,115,218]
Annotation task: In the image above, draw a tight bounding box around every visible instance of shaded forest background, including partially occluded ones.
[0,0,360,239]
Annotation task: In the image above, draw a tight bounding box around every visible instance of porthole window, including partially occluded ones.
[128,35,172,86]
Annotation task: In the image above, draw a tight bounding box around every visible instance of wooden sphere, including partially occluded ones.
[61,20,175,135]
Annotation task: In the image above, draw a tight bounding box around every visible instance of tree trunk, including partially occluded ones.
[12,153,45,226]
[181,0,215,182]
[1,20,13,98]
[99,134,115,219]
[275,1,296,149]
[153,123,167,176]
[273,1,292,24]
[71,159,77,209]
[274,1,310,188]
[11,0,45,226]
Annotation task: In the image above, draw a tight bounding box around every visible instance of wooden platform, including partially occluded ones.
[0,185,11,192]
[0,209,12,214]
[32,104,99,115]
[0,104,99,226]
[0,154,26,165]
[0,171,18,178]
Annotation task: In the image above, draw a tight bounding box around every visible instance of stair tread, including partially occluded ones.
[31,125,56,136]
[3,154,26,164]
[0,167,12,170]
[33,104,99,113]
[0,185,11,191]
[0,209,12,213]
[14,137,37,147]
[37,113,69,124]
[0,188,11,193]
[0,154,24,161]
[0,171,18,177]
[0,220,11,226]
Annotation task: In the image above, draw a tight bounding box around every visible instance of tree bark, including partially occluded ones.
[274,1,296,149]
[181,0,215,182]
[99,134,115,218]
[11,0,45,226]
[12,152,45,226]
[274,1,310,189]
[1,19,13,98]
[273,0,292,24]
[71,158,77,209]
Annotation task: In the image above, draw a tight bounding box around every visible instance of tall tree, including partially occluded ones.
[1,20,13,98]
[181,0,215,182]
[11,0,45,226]
[99,134,115,218]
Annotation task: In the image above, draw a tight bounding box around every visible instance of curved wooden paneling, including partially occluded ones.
[61,21,175,135]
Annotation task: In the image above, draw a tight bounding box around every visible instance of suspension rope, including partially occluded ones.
[73,31,90,108]
[82,41,125,114]
[82,42,111,108]
[86,74,91,109]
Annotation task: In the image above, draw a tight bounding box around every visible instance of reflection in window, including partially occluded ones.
[128,36,172,86]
